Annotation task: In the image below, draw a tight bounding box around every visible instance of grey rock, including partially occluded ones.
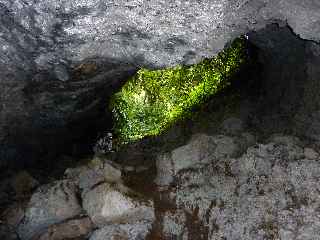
[304,147,319,160]
[170,137,320,240]
[78,168,107,197]
[82,182,155,227]
[17,180,82,240]
[64,165,90,181]
[1,0,320,167]
[89,221,153,240]
[64,155,123,196]
[155,134,242,187]
[172,134,240,172]
[77,157,123,196]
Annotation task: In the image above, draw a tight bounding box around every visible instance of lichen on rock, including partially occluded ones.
[110,37,248,144]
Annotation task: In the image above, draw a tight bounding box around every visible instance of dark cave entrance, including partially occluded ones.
[2,23,320,176]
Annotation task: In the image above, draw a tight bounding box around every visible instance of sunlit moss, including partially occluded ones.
[110,37,248,144]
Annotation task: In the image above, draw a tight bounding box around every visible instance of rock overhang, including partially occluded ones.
[0,0,320,167]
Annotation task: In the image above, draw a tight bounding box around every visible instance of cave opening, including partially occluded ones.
[3,23,318,175]
[1,21,320,240]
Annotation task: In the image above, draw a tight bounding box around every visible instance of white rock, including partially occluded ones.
[82,183,155,227]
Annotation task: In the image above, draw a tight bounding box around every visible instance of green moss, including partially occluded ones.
[110,37,248,144]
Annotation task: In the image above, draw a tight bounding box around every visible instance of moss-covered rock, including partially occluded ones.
[110,37,248,144]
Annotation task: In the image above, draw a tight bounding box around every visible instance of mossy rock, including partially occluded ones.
[110,37,248,145]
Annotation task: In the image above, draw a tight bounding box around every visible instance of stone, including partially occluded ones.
[82,182,155,227]
[10,171,39,197]
[304,147,319,160]
[17,180,82,240]
[37,217,93,240]
[156,134,241,184]
[64,165,90,182]
[171,137,320,239]
[78,158,123,196]
[89,221,153,240]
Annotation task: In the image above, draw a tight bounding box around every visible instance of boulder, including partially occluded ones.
[82,182,154,227]
[64,156,123,195]
[171,136,320,239]
[172,134,240,173]
[17,180,82,240]
[155,134,242,187]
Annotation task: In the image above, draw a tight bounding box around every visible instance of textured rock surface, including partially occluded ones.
[157,133,320,239]
[162,210,188,239]
[155,132,252,187]
[0,0,320,167]
[17,180,82,240]
[37,217,93,240]
[89,221,153,240]
[82,182,155,227]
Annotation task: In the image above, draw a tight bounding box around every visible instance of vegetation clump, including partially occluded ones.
[110,37,248,144]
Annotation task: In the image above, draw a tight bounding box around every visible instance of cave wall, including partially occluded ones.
[243,25,320,140]
[0,0,320,167]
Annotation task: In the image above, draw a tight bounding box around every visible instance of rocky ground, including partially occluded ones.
[1,116,320,240]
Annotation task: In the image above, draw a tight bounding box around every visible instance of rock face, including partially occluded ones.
[155,132,320,239]
[155,132,253,187]
[0,0,320,167]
